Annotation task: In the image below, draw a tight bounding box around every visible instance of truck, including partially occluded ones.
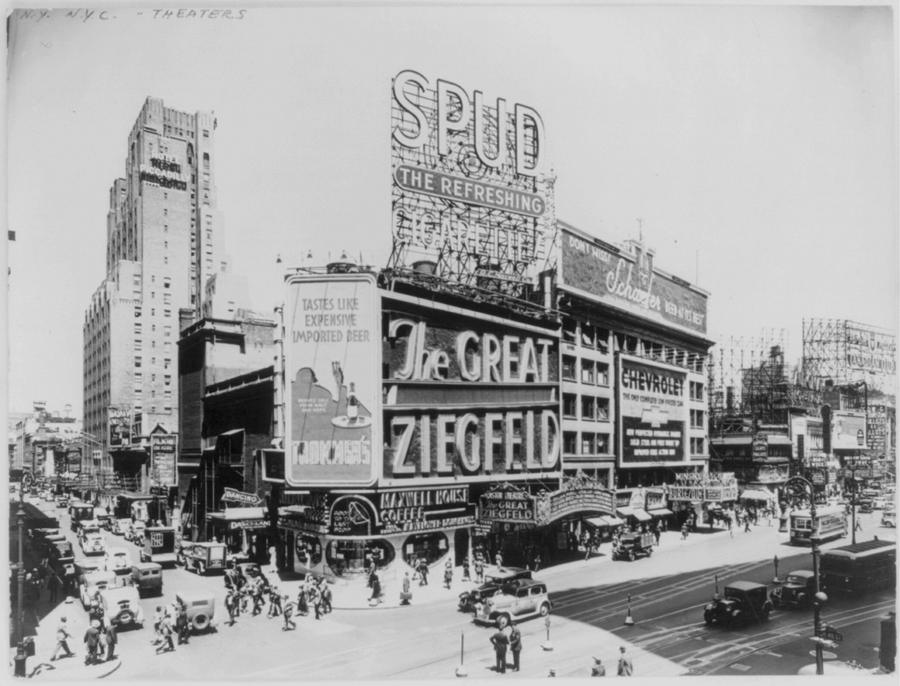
[140,526,178,566]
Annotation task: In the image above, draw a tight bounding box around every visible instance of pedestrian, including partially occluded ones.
[370,572,382,604]
[50,616,75,661]
[417,558,429,586]
[176,600,190,645]
[401,572,412,605]
[225,590,238,626]
[267,586,283,618]
[104,622,118,662]
[321,583,332,613]
[84,619,102,665]
[48,571,61,605]
[680,523,688,541]
[156,613,175,654]
[475,555,485,582]
[312,585,324,619]
[251,578,265,616]
[591,656,606,676]
[744,517,751,533]
[444,560,453,589]
[495,551,504,571]
[653,526,660,546]
[617,646,633,676]
[490,626,509,673]
[855,518,862,532]
[532,550,541,573]
[282,595,296,631]
[509,621,522,672]
[297,586,309,616]
[462,556,471,581]
[584,532,593,561]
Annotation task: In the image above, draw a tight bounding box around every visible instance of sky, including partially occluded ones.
[4,2,898,418]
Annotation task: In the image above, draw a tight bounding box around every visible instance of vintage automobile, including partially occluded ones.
[96,513,114,531]
[770,570,816,609]
[125,520,147,543]
[175,589,216,632]
[140,527,178,566]
[882,512,897,528]
[704,581,773,627]
[81,531,107,556]
[99,586,144,629]
[55,495,69,508]
[68,502,95,531]
[872,497,887,511]
[130,562,163,597]
[104,547,133,574]
[235,562,269,585]
[474,580,552,628]
[47,539,75,562]
[112,519,132,536]
[612,532,655,561]
[458,567,533,613]
[78,569,118,609]
[77,522,102,543]
[177,542,228,575]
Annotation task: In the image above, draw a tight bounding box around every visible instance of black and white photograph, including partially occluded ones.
[4,1,897,682]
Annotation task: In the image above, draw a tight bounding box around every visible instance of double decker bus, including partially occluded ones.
[820,539,896,594]
[789,505,847,545]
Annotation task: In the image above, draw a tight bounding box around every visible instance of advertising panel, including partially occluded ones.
[285,274,381,487]
[382,307,560,485]
[845,323,896,376]
[560,227,708,335]
[150,433,177,488]
[831,411,867,451]
[617,355,688,467]
[866,404,887,453]
[391,70,552,288]
[108,406,132,447]
[378,486,475,535]
[534,477,615,525]
[479,482,536,523]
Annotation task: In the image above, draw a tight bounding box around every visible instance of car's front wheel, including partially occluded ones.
[497,614,511,629]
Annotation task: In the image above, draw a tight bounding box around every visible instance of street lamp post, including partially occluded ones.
[14,484,28,676]
[785,475,827,676]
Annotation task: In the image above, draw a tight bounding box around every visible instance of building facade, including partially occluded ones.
[83,97,223,487]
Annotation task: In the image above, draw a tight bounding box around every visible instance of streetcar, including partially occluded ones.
[820,539,896,594]
[788,505,847,545]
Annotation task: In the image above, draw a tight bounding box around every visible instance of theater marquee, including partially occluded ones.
[617,355,688,467]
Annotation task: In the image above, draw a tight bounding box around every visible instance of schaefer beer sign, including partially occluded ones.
[285,274,381,487]
[617,355,688,467]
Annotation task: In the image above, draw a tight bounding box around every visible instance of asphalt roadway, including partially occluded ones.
[12,496,897,682]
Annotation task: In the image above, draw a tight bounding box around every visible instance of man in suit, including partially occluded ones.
[490,627,509,673]
[104,622,118,662]
[591,656,606,677]
[509,622,522,672]
[84,619,102,665]
[617,646,633,676]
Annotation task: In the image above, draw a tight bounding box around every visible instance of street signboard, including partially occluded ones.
[811,471,826,486]
[816,625,843,642]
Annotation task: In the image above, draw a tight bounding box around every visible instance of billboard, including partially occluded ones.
[845,323,896,376]
[831,411,867,451]
[391,70,552,289]
[150,433,177,487]
[285,274,381,487]
[108,406,132,447]
[617,354,689,467]
[560,226,708,335]
[381,303,560,485]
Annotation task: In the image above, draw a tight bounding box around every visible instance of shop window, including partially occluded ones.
[326,539,394,578]
[563,394,577,419]
[562,356,576,381]
[581,396,595,421]
[580,359,594,384]
[402,532,448,567]
[295,535,323,567]
[563,432,577,455]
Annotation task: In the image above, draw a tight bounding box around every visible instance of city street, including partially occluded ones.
[18,495,895,680]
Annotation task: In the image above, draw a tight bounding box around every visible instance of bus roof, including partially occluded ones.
[790,505,845,517]
[822,539,895,558]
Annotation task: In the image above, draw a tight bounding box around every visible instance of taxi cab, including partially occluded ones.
[474,579,551,628]
[79,569,117,609]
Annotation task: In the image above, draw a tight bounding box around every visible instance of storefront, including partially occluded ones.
[206,506,271,561]
[667,473,739,528]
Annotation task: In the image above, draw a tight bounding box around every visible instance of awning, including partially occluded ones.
[585,515,624,528]
[648,508,675,517]
[208,507,267,520]
[8,501,59,530]
[617,507,652,522]
[766,435,793,446]
[739,489,774,501]
[710,436,753,446]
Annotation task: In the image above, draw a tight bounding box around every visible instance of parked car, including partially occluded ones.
[96,513,114,531]
[175,589,216,632]
[104,547,133,574]
[125,520,146,543]
[80,531,106,556]
[770,571,816,609]
[612,532,655,561]
[704,581,773,627]
[881,512,897,528]
[112,519,132,536]
[99,586,144,629]
[858,500,874,514]
[177,542,228,575]
[458,567,533,613]
[130,562,163,597]
[474,579,551,628]
[872,497,887,511]
[78,569,117,609]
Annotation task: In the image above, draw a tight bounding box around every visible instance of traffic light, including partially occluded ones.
[821,404,831,454]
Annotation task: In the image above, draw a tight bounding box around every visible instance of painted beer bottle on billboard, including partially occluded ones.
[284,273,380,487]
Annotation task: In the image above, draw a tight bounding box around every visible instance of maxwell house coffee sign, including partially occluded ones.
[618,355,688,467]
[284,274,381,487]
[560,225,708,335]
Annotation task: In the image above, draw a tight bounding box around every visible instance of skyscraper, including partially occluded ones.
[83,97,222,480]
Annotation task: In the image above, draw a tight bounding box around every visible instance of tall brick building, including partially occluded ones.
[83,97,223,484]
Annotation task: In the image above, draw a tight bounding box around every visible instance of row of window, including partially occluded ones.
[562,357,610,386]
[563,432,611,456]
[563,394,610,422]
